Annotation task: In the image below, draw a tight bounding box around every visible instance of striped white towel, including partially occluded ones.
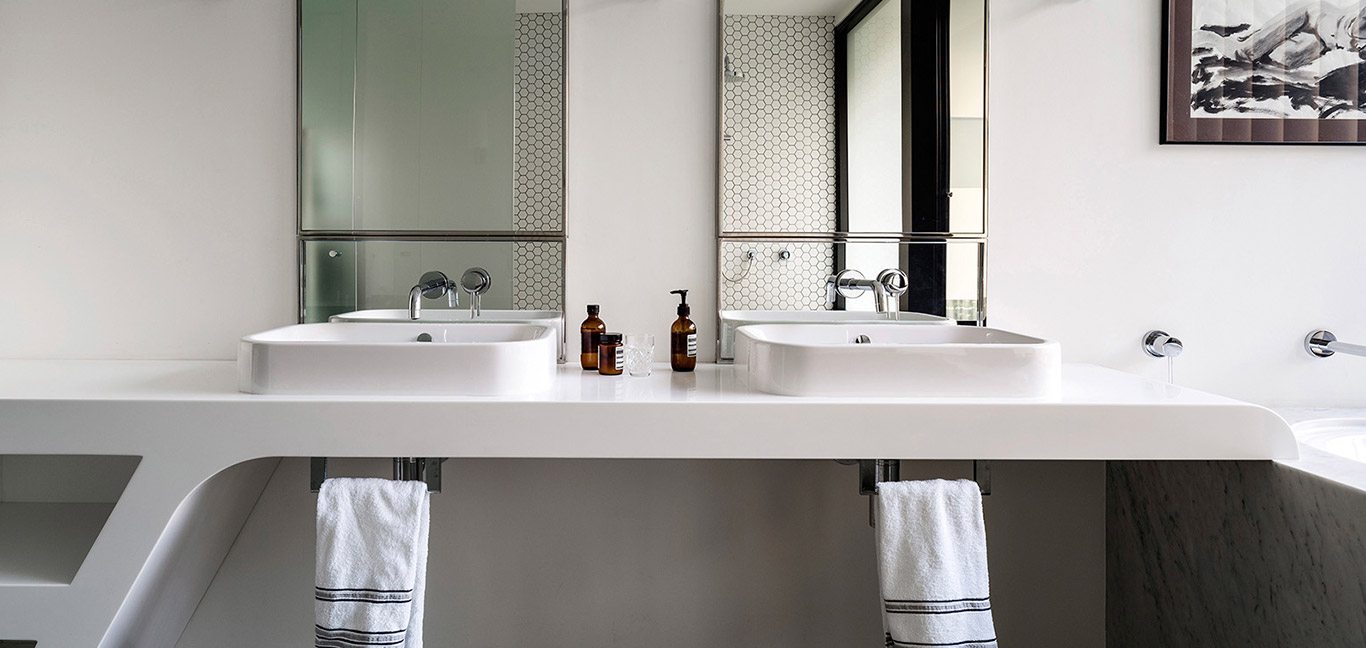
[875,480,997,648]
[316,478,430,648]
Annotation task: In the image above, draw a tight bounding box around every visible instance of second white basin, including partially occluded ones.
[238,322,557,396]
[719,309,955,361]
[734,324,1061,398]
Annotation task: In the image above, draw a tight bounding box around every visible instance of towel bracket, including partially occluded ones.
[847,459,992,527]
[310,457,445,493]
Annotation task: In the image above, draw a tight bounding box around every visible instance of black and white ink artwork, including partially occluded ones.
[1191,1,1366,119]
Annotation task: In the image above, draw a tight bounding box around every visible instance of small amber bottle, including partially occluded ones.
[580,305,606,370]
[669,290,697,372]
[597,333,624,376]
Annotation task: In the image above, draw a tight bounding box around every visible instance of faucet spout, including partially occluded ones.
[408,284,425,320]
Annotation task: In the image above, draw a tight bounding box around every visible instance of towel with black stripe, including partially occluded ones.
[875,480,997,648]
[316,478,430,648]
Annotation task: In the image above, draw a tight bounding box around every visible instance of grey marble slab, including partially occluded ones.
[1107,461,1366,647]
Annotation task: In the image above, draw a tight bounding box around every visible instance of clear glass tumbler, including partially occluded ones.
[625,333,655,377]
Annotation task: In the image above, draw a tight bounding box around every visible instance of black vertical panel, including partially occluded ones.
[904,0,951,233]
[902,0,950,316]
[902,243,948,317]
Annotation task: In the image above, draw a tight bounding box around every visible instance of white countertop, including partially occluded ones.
[0,359,1296,647]
[0,359,1296,461]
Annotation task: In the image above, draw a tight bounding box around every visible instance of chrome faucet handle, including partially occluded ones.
[876,269,908,319]
[459,267,492,296]
[876,269,909,298]
[459,267,492,317]
[826,269,866,302]
[1142,330,1183,358]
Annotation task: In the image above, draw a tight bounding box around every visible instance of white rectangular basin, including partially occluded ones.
[734,324,1061,398]
[331,309,566,361]
[238,322,557,395]
[719,309,955,361]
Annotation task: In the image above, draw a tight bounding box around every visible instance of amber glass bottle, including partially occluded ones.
[598,333,624,376]
[580,305,606,370]
[669,290,697,372]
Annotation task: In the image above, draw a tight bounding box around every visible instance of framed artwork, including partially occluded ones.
[1163,0,1366,143]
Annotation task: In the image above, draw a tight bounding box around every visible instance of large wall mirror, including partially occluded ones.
[717,0,987,359]
[299,0,566,322]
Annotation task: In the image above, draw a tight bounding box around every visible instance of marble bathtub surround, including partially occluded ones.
[1107,460,1366,646]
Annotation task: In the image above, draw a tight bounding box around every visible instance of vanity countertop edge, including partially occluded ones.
[0,359,1297,462]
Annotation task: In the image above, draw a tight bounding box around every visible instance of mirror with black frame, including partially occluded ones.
[717,0,987,360]
[298,0,565,322]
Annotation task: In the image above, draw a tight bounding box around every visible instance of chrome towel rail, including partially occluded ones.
[842,459,991,527]
[310,457,445,493]
[1305,330,1366,359]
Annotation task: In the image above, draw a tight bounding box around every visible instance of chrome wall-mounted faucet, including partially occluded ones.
[1143,330,1183,384]
[408,271,458,320]
[1142,330,1183,359]
[826,268,910,316]
[1305,329,1366,359]
[458,267,493,318]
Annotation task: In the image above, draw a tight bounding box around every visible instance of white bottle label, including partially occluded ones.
[615,349,624,371]
[687,333,697,358]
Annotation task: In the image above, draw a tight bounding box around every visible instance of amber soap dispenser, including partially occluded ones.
[669,290,697,372]
[580,304,606,370]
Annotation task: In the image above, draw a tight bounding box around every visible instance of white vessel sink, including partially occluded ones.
[719,309,955,361]
[734,324,1061,398]
[332,309,565,360]
[238,322,557,395]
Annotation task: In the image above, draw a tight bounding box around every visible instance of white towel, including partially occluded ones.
[316,478,430,648]
[875,480,997,648]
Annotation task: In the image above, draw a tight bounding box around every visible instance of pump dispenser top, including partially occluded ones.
[669,289,697,372]
[670,289,691,317]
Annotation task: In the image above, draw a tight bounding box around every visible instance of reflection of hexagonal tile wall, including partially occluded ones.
[513,241,563,310]
[722,15,836,234]
[720,241,834,310]
[514,13,563,232]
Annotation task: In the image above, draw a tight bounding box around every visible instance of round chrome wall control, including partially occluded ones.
[459,267,493,295]
[1143,330,1183,358]
[417,271,451,300]
[828,269,866,300]
[778,249,792,261]
[1305,330,1337,358]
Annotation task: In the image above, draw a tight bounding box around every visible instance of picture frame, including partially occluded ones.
[1162,0,1366,144]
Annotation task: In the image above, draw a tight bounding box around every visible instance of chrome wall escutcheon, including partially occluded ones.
[1142,330,1183,358]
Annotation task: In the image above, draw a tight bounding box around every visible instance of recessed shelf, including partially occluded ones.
[0,502,117,585]
[0,455,140,586]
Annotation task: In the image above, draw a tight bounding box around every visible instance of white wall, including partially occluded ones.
[986,1,1366,406]
[8,0,1358,404]
[564,0,718,360]
[0,0,298,360]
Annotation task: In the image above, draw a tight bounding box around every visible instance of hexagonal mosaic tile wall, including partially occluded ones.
[721,15,836,234]
[513,241,563,310]
[720,241,834,311]
[514,12,563,233]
